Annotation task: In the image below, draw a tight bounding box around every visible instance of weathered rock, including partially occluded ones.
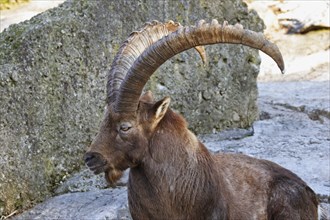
[54,169,129,195]
[14,188,132,220]
[248,1,330,34]
[275,2,330,34]
[247,1,330,82]
[0,0,265,215]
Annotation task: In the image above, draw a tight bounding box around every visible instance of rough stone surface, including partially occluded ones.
[247,1,330,82]
[14,188,131,220]
[14,81,330,219]
[275,1,330,34]
[0,0,265,216]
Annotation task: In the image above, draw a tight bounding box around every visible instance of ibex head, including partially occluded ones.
[84,92,173,185]
[84,19,284,185]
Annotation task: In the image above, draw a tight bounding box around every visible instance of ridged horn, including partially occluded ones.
[107,20,206,103]
[115,19,285,112]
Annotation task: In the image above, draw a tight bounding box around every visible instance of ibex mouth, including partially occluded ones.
[89,163,107,175]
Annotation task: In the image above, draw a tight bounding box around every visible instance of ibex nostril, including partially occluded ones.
[83,152,107,170]
[83,153,94,164]
[84,152,102,165]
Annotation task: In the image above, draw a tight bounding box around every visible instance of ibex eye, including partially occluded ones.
[119,122,132,132]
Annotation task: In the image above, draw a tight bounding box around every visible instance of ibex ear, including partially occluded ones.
[152,97,171,121]
[140,90,154,103]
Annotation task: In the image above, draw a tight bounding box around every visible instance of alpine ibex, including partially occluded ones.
[84,19,320,219]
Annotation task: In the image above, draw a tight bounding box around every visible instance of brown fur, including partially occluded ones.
[84,93,319,220]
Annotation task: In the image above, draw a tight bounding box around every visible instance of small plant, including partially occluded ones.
[0,0,30,10]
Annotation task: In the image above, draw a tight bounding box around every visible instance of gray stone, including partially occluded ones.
[275,2,330,34]
[14,188,131,220]
[54,169,129,195]
[0,0,265,216]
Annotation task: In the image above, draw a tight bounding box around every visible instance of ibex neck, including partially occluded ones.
[128,126,227,219]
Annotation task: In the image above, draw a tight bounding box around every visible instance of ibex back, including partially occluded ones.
[84,19,319,219]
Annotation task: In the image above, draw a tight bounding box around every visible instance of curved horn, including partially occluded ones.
[107,20,206,103]
[115,19,285,112]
